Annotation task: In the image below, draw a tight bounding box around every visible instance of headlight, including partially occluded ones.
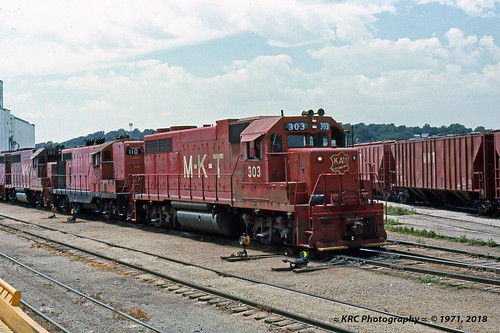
[316,155,324,163]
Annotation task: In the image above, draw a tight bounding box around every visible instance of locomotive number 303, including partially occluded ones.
[248,165,261,178]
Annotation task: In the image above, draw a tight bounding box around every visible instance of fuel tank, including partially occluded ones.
[175,210,243,236]
[15,192,29,204]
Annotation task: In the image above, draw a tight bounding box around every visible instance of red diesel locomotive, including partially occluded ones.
[0,111,387,250]
[0,147,59,205]
[50,139,144,218]
[132,111,387,250]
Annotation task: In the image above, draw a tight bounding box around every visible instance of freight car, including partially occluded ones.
[50,139,144,219]
[0,147,59,205]
[131,111,387,250]
[357,131,500,214]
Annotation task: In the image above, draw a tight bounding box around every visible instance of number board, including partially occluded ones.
[319,122,330,131]
[126,148,141,155]
[285,122,309,131]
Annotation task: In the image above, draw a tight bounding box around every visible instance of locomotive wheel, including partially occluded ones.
[35,193,43,207]
[101,201,116,220]
[61,197,70,213]
[153,218,162,228]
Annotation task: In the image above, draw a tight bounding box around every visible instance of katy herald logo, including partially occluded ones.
[330,152,349,175]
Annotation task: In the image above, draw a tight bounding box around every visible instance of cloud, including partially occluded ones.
[311,37,445,75]
[311,28,500,75]
[0,0,397,76]
[417,0,500,17]
[1,1,499,143]
[17,30,499,143]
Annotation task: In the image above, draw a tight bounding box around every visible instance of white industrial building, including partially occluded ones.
[0,80,35,152]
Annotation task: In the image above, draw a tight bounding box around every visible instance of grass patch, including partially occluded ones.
[418,275,440,284]
[384,218,401,227]
[127,307,150,321]
[385,224,499,247]
[385,205,418,216]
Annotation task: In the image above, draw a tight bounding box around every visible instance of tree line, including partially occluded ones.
[342,123,488,144]
[36,123,491,149]
[36,128,156,149]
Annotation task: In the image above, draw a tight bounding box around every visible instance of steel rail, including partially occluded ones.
[0,250,165,333]
[387,239,500,261]
[0,221,352,333]
[360,248,500,274]
[339,255,500,286]
[0,216,467,333]
[20,300,71,333]
[415,212,500,231]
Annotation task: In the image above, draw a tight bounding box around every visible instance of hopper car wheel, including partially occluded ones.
[398,190,413,204]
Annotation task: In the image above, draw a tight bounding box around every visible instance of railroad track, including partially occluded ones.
[354,248,500,287]
[0,250,163,332]
[415,212,500,231]
[0,213,470,333]
[385,203,500,234]
[333,239,500,291]
[286,247,499,288]
[387,238,500,260]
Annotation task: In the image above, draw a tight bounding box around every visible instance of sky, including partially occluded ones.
[1,0,499,143]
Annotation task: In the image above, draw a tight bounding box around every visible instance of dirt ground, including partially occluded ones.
[0,202,498,332]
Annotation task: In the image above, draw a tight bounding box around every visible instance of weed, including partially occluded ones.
[385,218,401,226]
[487,239,496,247]
[418,275,439,284]
[127,307,150,321]
[385,225,499,247]
[385,206,418,216]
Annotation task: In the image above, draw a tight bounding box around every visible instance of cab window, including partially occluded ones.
[92,152,100,167]
[270,133,282,152]
[246,139,262,160]
[311,134,328,147]
[287,134,329,148]
[287,134,306,148]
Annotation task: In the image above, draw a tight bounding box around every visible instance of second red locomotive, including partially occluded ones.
[50,139,144,219]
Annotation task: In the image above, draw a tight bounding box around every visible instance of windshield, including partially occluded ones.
[287,134,329,148]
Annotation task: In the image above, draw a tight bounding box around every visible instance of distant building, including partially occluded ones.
[0,80,35,152]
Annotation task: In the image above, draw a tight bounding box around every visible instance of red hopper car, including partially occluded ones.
[132,111,387,250]
[357,131,500,214]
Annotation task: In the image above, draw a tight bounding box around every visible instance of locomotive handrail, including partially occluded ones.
[130,172,234,204]
[357,150,391,223]
[230,153,242,205]
[308,172,343,229]
[265,151,302,207]
[357,150,389,203]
